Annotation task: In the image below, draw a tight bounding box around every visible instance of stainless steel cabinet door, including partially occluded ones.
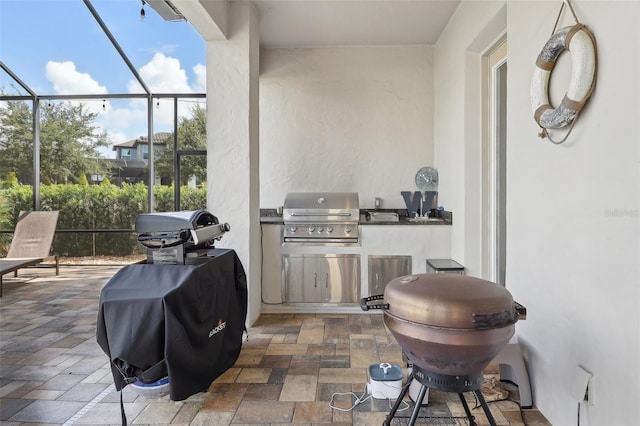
[319,255,360,303]
[368,255,412,296]
[284,254,360,303]
[283,255,321,303]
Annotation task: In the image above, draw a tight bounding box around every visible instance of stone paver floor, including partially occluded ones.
[0,265,551,425]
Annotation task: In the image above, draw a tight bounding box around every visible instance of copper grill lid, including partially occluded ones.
[383,274,518,330]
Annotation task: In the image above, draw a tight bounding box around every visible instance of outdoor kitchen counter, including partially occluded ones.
[260,210,453,313]
[259,209,453,225]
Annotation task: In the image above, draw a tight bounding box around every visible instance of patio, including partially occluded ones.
[0,265,550,425]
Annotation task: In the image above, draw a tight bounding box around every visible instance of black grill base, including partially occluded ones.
[383,366,497,426]
[412,367,484,393]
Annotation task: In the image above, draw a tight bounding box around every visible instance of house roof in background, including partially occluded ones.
[112,132,172,150]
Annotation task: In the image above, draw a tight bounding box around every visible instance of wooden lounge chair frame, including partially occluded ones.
[0,211,59,297]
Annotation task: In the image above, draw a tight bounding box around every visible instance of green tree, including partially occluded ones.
[77,173,89,185]
[0,100,33,183]
[155,105,207,185]
[4,171,18,187]
[0,99,110,184]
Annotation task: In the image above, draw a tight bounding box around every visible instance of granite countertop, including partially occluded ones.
[259,208,452,225]
[359,209,452,225]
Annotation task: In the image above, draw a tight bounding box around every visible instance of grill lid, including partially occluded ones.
[283,192,359,223]
[135,210,229,248]
[383,274,519,330]
[135,210,216,233]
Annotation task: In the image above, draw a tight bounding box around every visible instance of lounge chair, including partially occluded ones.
[0,210,59,297]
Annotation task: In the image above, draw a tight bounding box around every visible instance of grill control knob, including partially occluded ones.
[317,227,324,232]
[289,226,297,233]
[326,226,333,233]
[344,226,352,234]
[309,226,315,233]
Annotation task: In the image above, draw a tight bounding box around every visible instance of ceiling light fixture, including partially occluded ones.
[144,0,186,22]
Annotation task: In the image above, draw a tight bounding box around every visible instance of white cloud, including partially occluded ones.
[193,63,206,93]
[122,52,205,130]
[100,101,148,132]
[46,61,107,95]
[109,131,130,145]
[135,52,192,93]
[45,61,109,117]
[43,55,206,157]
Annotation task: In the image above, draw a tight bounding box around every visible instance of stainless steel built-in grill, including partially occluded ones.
[283,192,359,245]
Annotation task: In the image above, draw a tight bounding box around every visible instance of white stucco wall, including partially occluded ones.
[436,1,640,425]
[433,0,506,278]
[507,2,640,425]
[259,46,434,210]
[205,3,262,325]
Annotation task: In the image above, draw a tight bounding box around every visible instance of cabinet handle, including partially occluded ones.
[314,272,317,287]
[325,273,329,288]
[375,273,379,290]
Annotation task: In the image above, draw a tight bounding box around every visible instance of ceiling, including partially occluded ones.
[252,0,461,48]
[174,0,461,48]
[1,0,461,98]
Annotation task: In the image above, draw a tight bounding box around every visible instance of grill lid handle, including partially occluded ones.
[360,295,389,311]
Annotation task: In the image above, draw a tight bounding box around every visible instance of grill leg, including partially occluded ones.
[383,376,412,426]
[407,384,428,426]
[458,393,476,426]
[474,389,497,426]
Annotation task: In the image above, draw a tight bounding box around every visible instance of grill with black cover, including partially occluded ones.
[96,248,247,401]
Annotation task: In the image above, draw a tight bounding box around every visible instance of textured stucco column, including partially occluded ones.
[206,2,260,325]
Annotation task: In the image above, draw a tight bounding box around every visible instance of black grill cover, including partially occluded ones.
[96,249,247,401]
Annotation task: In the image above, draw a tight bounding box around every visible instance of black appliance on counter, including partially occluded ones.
[135,209,230,264]
[97,210,247,406]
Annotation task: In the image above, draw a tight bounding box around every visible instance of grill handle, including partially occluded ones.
[360,294,389,311]
[515,301,527,320]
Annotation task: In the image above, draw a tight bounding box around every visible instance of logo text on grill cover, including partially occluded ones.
[209,319,226,337]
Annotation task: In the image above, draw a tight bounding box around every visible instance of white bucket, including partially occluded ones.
[367,363,403,399]
[130,376,170,398]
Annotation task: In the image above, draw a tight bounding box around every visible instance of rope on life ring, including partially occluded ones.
[530,2,597,144]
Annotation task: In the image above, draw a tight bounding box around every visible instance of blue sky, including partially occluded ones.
[0,0,206,157]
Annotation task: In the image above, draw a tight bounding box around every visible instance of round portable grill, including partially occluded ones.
[361,274,525,426]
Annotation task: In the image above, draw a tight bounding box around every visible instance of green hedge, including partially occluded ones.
[0,183,207,256]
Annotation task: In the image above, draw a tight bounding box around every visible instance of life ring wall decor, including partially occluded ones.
[530,1,597,144]
[531,24,597,129]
